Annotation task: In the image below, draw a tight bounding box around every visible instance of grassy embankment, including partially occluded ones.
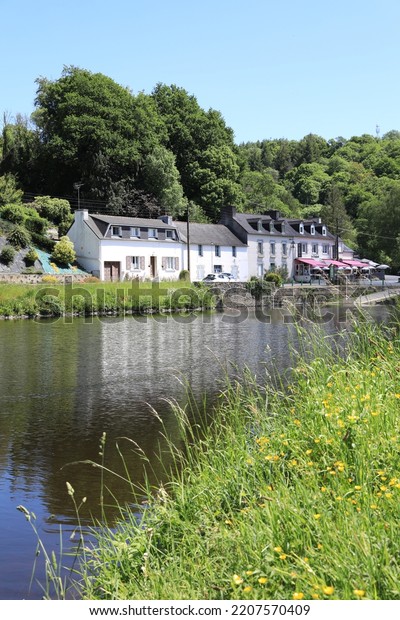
[0,281,216,317]
[74,319,400,601]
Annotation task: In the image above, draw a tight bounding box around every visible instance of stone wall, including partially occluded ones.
[0,273,89,284]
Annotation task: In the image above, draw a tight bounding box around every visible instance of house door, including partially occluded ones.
[150,256,157,278]
[104,261,121,281]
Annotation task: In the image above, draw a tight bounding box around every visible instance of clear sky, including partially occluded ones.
[1,0,399,144]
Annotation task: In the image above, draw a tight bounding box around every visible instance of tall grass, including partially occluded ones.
[75,319,400,601]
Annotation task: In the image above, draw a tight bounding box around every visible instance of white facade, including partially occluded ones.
[183,244,248,282]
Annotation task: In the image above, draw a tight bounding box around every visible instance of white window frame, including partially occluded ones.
[111,226,122,237]
[282,242,287,257]
[322,226,327,236]
[132,256,141,270]
[312,243,318,255]
[165,257,175,270]
[148,228,158,239]
[301,242,308,254]
[322,244,329,255]
[215,245,221,257]
[270,241,276,256]
[165,230,174,240]
[299,223,304,234]
[130,227,140,238]
[257,241,263,255]
[311,224,315,235]
[198,244,203,256]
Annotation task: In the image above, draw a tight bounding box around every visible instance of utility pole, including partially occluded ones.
[335,217,340,260]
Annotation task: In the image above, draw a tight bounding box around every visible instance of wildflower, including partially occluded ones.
[323,585,335,595]
[354,485,362,490]
[314,513,321,520]
[293,592,304,600]
[314,438,320,444]
[232,574,243,585]
[336,496,343,501]
[320,487,327,492]
[274,546,283,553]
[243,586,253,593]
[294,419,301,426]
[258,577,268,584]
[385,493,393,499]
[306,449,312,455]
[245,570,254,576]
[371,411,379,417]
[317,543,323,550]
[353,589,366,597]
[312,593,320,599]
[395,394,400,399]
[370,504,378,510]
[327,382,333,387]
[279,554,288,560]
[225,520,232,525]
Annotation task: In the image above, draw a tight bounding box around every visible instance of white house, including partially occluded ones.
[68,211,183,281]
[174,221,248,281]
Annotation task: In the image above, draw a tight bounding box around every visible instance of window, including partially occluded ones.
[299,223,304,234]
[132,256,140,270]
[111,226,122,237]
[270,262,276,271]
[301,243,308,254]
[312,243,318,255]
[148,228,158,238]
[214,265,222,273]
[257,263,264,277]
[215,245,221,257]
[282,242,287,256]
[130,227,140,238]
[165,230,174,240]
[322,226,327,236]
[270,241,276,256]
[311,224,315,235]
[232,246,237,257]
[257,241,263,255]
[322,244,329,255]
[281,222,286,234]
[198,244,203,257]
[163,256,178,270]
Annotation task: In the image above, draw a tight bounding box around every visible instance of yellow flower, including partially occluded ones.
[354,485,362,490]
[317,543,323,549]
[335,496,343,501]
[312,593,320,599]
[243,586,253,593]
[320,486,327,492]
[279,553,287,560]
[293,592,304,600]
[385,493,393,499]
[306,449,313,455]
[245,570,254,576]
[353,589,366,597]
[323,585,334,596]
[294,419,301,426]
[314,513,321,519]
[258,577,268,584]
[232,574,243,585]
[274,546,283,553]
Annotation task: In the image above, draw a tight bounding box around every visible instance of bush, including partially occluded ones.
[0,204,26,224]
[0,245,16,265]
[51,236,76,265]
[41,275,58,284]
[25,214,48,235]
[178,269,191,281]
[30,232,56,252]
[264,272,283,287]
[24,247,39,264]
[6,225,31,249]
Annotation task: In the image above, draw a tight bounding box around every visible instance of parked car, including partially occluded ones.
[202,273,232,282]
[221,272,236,281]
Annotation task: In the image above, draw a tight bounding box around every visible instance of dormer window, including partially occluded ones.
[111,226,122,237]
[165,230,175,240]
[148,228,158,239]
[281,222,285,234]
[257,220,263,232]
[130,227,140,238]
[311,224,315,235]
[299,223,304,234]
[322,226,327,236]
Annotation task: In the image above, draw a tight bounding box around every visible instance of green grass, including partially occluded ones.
[74,319,400,601]
[0,281,216,317]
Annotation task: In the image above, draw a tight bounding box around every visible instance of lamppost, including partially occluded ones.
[73,182,84,210]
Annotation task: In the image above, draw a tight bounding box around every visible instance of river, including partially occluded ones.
[0,305,390,599]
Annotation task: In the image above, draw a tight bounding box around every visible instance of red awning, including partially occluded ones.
[296,258,327,268]
[342,260,368,268]
[323,260,351,268]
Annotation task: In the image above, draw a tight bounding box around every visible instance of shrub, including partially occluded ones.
[0,245,16,265]
[264,272,283,287]
[24,247,39,264]
[178,269,191,281]
[33,196,71,225]
[6,225,31,249]
[41,275,58,284]
[51,236,76,265]
[30,232,56,252]
[25,214,48,235]
[0,204,26,224]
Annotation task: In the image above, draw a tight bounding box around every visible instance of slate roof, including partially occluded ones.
[85,214,177,239]
[175,222,246,246]
[231,212,298,237]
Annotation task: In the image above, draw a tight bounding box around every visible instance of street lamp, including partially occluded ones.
[73,182,84,210]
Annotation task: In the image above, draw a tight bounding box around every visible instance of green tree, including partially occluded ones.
[141,146,187,217]
[0,174,23,207]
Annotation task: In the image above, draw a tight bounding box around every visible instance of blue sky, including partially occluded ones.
[1,0,400,144]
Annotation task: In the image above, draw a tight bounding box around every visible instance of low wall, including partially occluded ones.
[0,273,89,284]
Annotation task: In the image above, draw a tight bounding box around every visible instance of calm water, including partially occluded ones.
[0,306,389,599]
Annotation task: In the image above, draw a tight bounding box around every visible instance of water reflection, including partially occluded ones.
[0,306,391,598]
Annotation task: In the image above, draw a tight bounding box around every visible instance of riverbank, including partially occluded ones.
[75,318,400,600]
[0,281,216,318]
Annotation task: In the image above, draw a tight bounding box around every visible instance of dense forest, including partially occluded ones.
[1,66,400,267]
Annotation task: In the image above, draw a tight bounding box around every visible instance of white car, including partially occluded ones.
[203,273,232,282]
